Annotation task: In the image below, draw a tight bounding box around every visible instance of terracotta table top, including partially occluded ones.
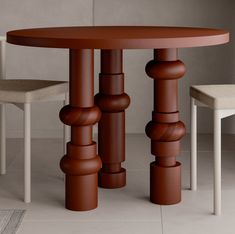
[7,26,229,49]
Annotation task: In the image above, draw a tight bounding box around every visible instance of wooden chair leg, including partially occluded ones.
[24,103,31,203]
[190,97,197,191]
[0,104,6,175]
[214,110,221,215]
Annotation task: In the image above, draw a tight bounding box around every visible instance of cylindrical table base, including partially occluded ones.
[96,49,130,189]
[99,168,126,188]
[65,174,98,211]
[150,161,181,205]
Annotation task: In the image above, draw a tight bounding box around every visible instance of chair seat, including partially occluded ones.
[0,79,68,103]
[190,84,235,109]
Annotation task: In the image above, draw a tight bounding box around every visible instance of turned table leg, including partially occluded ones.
[145,49,186,204]
[95,49,130,188]
[59,49,102,211]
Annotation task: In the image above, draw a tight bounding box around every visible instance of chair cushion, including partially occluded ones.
[190,84,235,109]
[0,79,68,103]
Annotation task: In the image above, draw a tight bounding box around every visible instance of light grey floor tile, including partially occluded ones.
[2,134,235,234]
[17,220,162,234]
[162,141,235,234]
[161,190,235,234]
[180,150,235,190]
[0,169,161,222]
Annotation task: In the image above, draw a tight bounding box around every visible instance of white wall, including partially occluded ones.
[0,0,234,137]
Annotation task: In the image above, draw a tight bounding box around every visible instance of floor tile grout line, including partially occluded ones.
[22,220,163,223]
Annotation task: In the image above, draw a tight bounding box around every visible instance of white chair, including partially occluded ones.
[0,36,70,203]
[190,84,235,215]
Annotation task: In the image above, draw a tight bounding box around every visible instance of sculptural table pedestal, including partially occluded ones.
[7,26,229,211]
[95,49,130,189]
[145,48,186,203]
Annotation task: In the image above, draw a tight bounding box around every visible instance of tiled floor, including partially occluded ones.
[1,134,235,233]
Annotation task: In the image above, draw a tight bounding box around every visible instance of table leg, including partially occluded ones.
[95,49,130,188]
[60,49,102,211]
[145,49,186,204]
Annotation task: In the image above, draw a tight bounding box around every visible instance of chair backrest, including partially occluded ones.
[0,36,6,80]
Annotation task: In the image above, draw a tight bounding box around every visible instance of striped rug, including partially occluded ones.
[0,210,25,234]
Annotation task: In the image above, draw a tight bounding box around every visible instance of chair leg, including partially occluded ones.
[190,97,197,191]
[24,103,31,203]
[63,92,70,155]
[214,110,221,215]
[0,104,6,175]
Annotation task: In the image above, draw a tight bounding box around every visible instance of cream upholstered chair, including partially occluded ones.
[190,84,235,215]
[0,36,70,203]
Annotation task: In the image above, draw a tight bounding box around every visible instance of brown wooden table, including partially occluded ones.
[7,26,229,211]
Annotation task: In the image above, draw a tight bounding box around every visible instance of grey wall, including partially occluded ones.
[0,0,234,137]
[0,0,93,137]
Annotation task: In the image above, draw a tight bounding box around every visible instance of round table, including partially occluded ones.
[7,26,229,211]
